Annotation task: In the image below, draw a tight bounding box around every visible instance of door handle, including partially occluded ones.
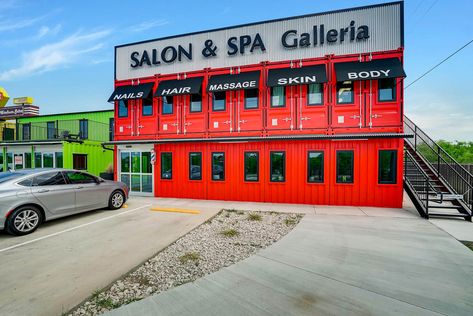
[37,189,49,193]
[76,186,84,189]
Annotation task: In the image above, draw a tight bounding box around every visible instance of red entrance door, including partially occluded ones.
[233,89,263,133]
[208,91,234,135]
[266,85,296,131]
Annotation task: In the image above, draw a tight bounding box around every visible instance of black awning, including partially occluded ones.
[207,71,260,92]
[107,83,154,102]
[267,65,327,87]
[335,58,406,82]
[155,77,203,97]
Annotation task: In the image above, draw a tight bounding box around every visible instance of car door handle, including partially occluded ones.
[37,189,49,193]
[76,186,84,189]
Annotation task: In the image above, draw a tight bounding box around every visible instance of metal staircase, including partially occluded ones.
[403,116,472,221]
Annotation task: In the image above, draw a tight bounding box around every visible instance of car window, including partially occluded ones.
[64,171,97,184]
[18,178,33,187]
[32,172,67,186]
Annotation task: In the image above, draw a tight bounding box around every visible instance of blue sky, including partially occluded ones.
[1,0,472,141]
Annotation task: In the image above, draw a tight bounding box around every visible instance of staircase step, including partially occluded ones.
[428,212,470,219]
[428,205,464,210]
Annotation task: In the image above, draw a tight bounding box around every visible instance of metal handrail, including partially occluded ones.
[404,149,431,217]
[404,115,473,211]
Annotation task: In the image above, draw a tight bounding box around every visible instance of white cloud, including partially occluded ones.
[0,29,111,81]
[0,14,48,32]
[37,24,62,39]
[128,19,169,32]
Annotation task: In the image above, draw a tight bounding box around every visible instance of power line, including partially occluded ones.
[405,38,473,89]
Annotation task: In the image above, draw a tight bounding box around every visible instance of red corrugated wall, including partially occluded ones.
[155,138,403,207]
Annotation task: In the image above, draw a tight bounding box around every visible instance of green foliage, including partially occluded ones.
[437,140,473,164]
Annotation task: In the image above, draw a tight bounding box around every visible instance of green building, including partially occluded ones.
[0,110,114,176]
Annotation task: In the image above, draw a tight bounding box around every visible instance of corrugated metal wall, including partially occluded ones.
[116,2,402,80]
[154,138,404,207]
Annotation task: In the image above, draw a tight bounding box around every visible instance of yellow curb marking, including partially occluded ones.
[150,207,200,215]
[122,204,128,208]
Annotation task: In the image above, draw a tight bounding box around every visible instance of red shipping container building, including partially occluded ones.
[108,1,407,208]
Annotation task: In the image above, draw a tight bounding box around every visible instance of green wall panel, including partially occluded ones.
[63,141,113,176]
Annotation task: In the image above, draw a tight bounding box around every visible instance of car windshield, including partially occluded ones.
[0,172,26,183]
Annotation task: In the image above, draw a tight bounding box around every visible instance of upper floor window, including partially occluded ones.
[142,97,153,116]
[337,81,354,104]
[378,78,396,102]
[190,94,202,112]
[47,121,56,139]
[79,119,88,139]
[109,118,114,141]
[118,100,128,118]
[162,96,173,114]
[212,92,226,111]
[270,86,285,107]
[22,123,31,141]
[307,84,323,105]
[244,89,259,109]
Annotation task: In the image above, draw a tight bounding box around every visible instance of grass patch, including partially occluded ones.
[179,252,200,264]
[284,218,297,226]
[247,213,262,221]
[91,289,102,300]
[96,297,119,309]
[221,228,239,237]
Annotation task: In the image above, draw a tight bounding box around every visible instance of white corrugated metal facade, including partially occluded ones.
[115,2,402,81]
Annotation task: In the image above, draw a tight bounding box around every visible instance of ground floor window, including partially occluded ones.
[244,152,259,182]
[378,150,397,184]
[189,152,202,180]
[0,153,3,172]
[307,151,324,183]
[14,154,24,170]
[161,153,172,179]
[73,154,87,170]
[336,150,354,183]
[211,152,225,181]
[55,152,63,168]
[25,153,32,168]
[270,151,285,182]
[43,153,54,168]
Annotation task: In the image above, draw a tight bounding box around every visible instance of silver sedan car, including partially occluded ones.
[0,169,129,236]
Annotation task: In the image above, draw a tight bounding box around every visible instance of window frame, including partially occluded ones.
[307,83,324,106]
[377,78,397,103]
[142,98,153,116]
[22,123,31,141]
[79,119,88,140]
[270,86,286,108]
[190,94,202,113]
[162,96,174,115]
[72,153,88,171]
[307,151,324,183]
[244,89,259,110]
[47,121,56,139]
[188,152,202,180]
[336,81,355,105]
[212,92,226,112]
[270,151,286,183]
[211,152,225,181]
[378,149,398,184]
[160,152,173,180]
[117,100,129,118]
[336,150,354,184]
[244,151,259,182]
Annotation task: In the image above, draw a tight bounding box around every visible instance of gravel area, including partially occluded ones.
[70,209,303,315]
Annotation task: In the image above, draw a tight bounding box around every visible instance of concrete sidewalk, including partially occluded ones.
[108,214,473,316]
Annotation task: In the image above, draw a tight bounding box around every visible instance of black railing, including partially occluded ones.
[12,119,111,143]
[404,115,473,211]
[404,149,433,218]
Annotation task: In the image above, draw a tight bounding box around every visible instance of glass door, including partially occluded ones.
[120,151,153,195]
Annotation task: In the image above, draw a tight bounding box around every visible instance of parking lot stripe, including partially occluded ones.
[0,204,151,253]
[150,207,201,214]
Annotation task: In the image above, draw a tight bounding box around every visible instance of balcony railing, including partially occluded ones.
[0,119,112,143]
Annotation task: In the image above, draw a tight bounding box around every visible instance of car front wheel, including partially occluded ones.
[109,190,125,210]
[6,206,42,236]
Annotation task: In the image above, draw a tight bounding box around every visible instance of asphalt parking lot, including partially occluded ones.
[0,197,221,316]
